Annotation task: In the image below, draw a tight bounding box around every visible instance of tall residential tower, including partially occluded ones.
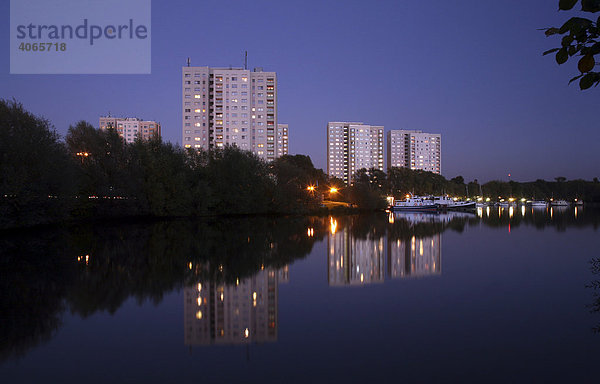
[182,65,281,161]
[387,130,441,174]
[327,122,384,184]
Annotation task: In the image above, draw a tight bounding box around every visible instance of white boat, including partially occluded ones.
[529,200,547,208]
[432,196,477,210]
[573,199,583,206]
[550,199,569,207]
[391,196,438,212]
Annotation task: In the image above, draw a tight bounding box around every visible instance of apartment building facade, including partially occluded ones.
[387,130,441,174]
[182,66,281,162]
[276,123,288,157]
[99,116,161,144]
[327,122,384,184]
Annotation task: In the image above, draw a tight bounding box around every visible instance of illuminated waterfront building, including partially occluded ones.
[276,123,289,157]
[182,65,282,161]
[387,130,441,174]
[327,122,384,184]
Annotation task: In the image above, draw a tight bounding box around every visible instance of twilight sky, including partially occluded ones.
[1,0,599,182]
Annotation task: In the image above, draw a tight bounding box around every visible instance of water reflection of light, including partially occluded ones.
[486,206,490,217]
[575,206,578,219]
[388,212,394,223]
[307,227,314,237]
[244,328,249,338]
[197,297,202,306]
[521,205,526,217]
[477,207,483,218]
[419,240,424,256]
[550,207,553,219]
[196,310,202,320]
[509,206,514,218]
[330,217,337,235]
[197,283,202,292]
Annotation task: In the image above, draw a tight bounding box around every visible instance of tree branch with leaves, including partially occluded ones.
[543,0,600,89]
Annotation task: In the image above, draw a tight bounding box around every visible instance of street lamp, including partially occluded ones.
[330,187,338,194]
[76,152,89,163]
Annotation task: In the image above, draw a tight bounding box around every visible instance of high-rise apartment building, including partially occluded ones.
[387,130,441,174]
[276,123,288,157]
[182,65,280,161]
[327,122,384,184]
[99,116,161,144]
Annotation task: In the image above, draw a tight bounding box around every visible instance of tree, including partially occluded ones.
[129,136,193,216]
[271,155,325,212]
[543,0,600,89]
[204,145,274,214]
[347,168,387,210]
[0,99,75,227]
[66,121,131,198]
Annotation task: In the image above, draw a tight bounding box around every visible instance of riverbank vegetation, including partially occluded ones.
[2,99,600,228]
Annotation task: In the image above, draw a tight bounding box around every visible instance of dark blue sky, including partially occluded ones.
[2,0,599,182]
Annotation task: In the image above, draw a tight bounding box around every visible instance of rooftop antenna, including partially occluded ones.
[187,57,190,67]
[244,51,248,70]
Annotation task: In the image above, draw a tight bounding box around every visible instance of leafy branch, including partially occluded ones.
[543,0,600,89]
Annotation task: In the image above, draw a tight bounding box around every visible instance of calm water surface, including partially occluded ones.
[1,206,600,383]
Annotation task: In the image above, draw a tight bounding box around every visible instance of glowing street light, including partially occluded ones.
[330,187,338,194]
[306,185,315,192]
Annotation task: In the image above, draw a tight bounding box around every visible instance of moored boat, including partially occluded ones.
[391,196,438,212]
[550,199,569,207]
[431,196,477,210]
[529,200,547,208]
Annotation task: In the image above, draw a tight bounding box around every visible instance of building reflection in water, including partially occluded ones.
[184,266,288,346]
[328,212,444,286]
[327,228,385,286]
[388,234,441,279]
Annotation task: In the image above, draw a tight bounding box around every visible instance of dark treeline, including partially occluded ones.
[339,167,600,208]
[3,99,600,228]
[0,100,327,228]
